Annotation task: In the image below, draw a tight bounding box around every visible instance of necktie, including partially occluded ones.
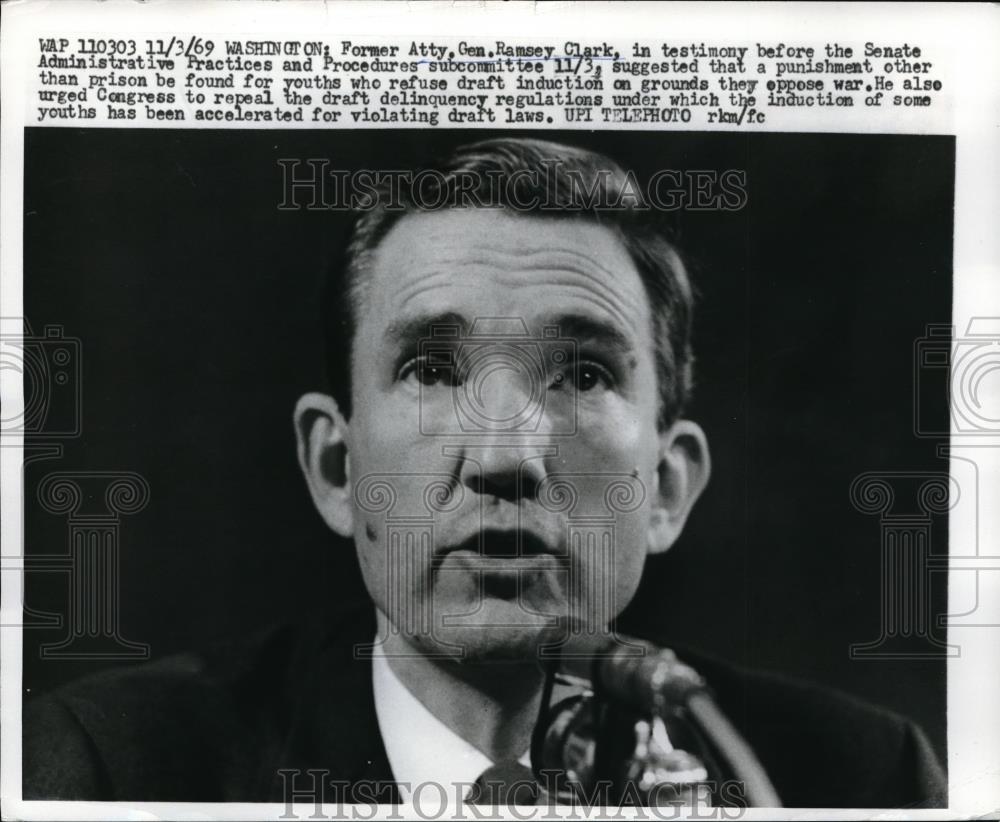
[468,760,539,806]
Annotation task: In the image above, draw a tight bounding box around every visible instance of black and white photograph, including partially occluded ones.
[2,3,998,821]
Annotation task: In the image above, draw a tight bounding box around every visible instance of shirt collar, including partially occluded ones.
[371,645,531,800]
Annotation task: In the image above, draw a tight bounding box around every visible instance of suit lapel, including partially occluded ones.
[266,608,399,802]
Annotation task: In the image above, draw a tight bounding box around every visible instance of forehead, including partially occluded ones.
[358,209,652,341]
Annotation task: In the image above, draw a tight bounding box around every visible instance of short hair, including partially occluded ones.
[323,137,695,429]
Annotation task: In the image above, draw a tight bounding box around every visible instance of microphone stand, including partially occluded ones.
[530,634,782,808]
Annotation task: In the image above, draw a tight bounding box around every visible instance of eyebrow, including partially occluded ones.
[548,314,635,356]
[384,311,634,356]
[384,311,470,349]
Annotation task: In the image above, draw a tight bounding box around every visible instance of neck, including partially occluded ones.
[376,611,545,762]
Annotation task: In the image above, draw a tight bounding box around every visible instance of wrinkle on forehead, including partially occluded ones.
[361,210,650,338]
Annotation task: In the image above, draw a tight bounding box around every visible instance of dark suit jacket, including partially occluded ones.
[23,607,946,808]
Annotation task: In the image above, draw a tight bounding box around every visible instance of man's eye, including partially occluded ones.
[553,361,615,392]
[400,358,458,387]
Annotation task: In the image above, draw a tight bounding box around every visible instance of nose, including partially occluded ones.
[454,367,555,500]
[457,440,554,501]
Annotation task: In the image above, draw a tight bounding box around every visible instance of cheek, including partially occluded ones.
[353,376,409,433]
[352,509,436,621]
[574,400,659,472]
[612,497,653,588]
[569,403,659,616]
[348,392,438,474]
[566,502,650,623]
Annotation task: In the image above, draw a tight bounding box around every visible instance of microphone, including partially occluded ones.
[590,637,708,711]
[531,630,782,808]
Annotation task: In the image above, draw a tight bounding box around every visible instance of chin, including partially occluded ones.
[421,596,560,664]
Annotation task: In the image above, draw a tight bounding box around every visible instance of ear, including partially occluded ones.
[647,419,711,555]
[293,392,354,538]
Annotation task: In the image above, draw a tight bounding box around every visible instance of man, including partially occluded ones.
[23,138,945,809]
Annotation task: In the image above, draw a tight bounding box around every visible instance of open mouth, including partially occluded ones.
[434,528,568,601]
[446,527,558,560]
[477,528,550,557]
[438,527,564,580]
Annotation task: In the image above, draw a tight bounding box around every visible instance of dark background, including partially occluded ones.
[22,128,953,760]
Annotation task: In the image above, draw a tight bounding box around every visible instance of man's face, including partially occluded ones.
[343,209,671,661]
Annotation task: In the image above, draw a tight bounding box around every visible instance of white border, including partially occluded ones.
[3,2,1000,820]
